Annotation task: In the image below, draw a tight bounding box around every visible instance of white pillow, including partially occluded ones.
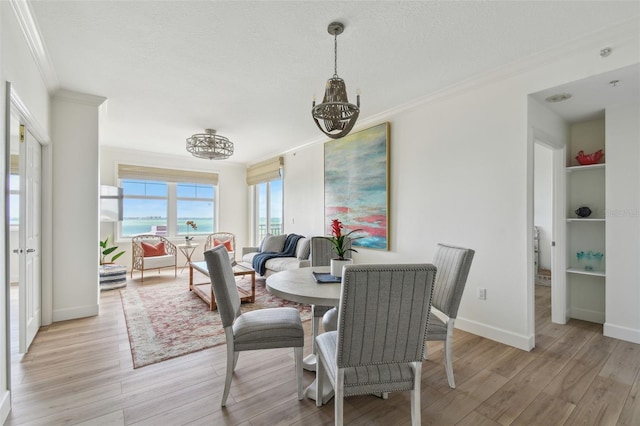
[261,234,288,253]
[296,238,311,260]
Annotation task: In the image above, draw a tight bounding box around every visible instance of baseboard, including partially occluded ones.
[455,317,534,351]
[52,304,99,322]
[604,322,640,344]
[0,389,11,424]
[569,307,605,324]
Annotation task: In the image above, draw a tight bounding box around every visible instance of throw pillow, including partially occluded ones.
[258,233,271,252]
[260,233,288,253]
[214,238,233,252]
[141,241,167,257]
[295,237,311,260]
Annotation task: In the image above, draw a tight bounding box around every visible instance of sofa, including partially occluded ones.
[241,233,311,277]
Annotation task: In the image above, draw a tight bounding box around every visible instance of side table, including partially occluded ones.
[99,264,127,290]
[178,243,199,273]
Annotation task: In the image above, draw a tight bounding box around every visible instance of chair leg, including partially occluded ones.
[316,352,324,407]
[232,352,239,370]
[410,362,422,426]
[294,346,303,400]
[444,319,456,388]
[335,369,344,426]
[221,329,235,407]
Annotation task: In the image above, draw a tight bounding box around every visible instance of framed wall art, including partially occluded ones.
[324,122,389,250]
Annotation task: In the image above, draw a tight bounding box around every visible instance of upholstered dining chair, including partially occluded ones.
[308,237,353,359]
[130,235,177,282]
[425,243,475,388]
[204,245,304,407]
[315,263,437,426]
[204,232,236,263]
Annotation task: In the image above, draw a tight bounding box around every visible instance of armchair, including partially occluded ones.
[204,232,236,263]
[131,235,177,282]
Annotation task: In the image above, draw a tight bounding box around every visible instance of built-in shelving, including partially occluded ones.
[565,118,606,324]
[566,267,606,277]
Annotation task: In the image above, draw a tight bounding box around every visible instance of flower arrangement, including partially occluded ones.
[185,220,197,241]
[323,218,363,260]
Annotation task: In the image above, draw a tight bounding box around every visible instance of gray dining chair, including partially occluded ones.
[204,245,304,406]
[426,243,475,388]
[308,237,353,359]
[315,263,437,426]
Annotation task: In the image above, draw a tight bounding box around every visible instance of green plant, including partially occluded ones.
[322,218,363,260]
[100,236,125,265]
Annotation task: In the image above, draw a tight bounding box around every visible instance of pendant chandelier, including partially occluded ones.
[186,129,234,160]
[311,22,360,140]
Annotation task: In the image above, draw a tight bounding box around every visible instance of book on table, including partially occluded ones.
[311,272,341,284]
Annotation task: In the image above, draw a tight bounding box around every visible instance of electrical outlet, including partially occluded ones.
[478,288,486,300]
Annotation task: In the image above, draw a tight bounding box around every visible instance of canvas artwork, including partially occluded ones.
[324,122,389,250]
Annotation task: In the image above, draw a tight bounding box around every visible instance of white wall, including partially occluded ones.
[99,147,248,267]
[284,26,640,350]
[51,90,105,321]
[534,144,553,270]
[1,2,52,422]
[605,102,640,343]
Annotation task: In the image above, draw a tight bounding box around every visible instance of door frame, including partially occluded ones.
[528,127,567,343]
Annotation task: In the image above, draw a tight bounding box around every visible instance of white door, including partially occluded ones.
[19,126,42,353]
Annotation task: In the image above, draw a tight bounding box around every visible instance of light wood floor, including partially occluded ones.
[5,274,640,425]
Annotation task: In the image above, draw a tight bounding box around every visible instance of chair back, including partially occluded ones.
[431,244,475,319]
[337,264,436,368]
[310,236,351,266]
[204,245,241,327]
[131,234,177,257]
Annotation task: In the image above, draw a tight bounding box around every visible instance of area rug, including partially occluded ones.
[120,278,312,368]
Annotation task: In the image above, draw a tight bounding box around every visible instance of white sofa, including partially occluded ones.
[241,234,311,277]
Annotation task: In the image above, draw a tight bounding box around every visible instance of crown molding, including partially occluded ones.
[10,0,59,92]
[53,89,107,107]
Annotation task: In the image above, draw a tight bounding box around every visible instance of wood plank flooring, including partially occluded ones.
[5,274,640,425]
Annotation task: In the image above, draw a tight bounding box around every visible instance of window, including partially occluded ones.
[255,178,283,242]
[118,165,218,238]
[246,157,284,244]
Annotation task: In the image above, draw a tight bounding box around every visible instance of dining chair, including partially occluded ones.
[308,237,353,361]
[204,245,304,406]
[426,243,475,388]
[315,263,437,426]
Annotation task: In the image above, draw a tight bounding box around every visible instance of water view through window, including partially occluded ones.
[121,179,215,237]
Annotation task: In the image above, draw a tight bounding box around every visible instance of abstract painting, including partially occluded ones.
[324,122,389,250]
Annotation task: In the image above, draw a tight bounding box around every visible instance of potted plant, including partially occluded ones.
[185,220,197,246]
[323,218,363,277]
[100,236,126,265]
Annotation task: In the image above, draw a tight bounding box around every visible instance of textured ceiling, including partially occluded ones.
[29,1,639,164]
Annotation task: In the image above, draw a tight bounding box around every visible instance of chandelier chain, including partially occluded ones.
[334,33,338,77]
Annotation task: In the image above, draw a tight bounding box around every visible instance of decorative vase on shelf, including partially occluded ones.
[185,239,192,247]
[330,258,353,277]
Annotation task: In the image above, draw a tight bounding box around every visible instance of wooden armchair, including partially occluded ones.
[204,232,236,263]
[131,235,177,282]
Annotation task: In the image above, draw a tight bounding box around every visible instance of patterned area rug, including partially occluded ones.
[120,278,311,368]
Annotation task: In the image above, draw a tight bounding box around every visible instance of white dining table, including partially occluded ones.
[266,266,341,404]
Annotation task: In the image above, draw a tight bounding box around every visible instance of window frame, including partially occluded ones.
[117,166,218,240]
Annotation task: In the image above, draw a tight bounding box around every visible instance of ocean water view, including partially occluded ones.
[122,218,214,236]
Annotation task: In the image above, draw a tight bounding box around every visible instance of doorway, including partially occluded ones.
[7,94,43,357]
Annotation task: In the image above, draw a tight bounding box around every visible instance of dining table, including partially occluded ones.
[266,266,341,404]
